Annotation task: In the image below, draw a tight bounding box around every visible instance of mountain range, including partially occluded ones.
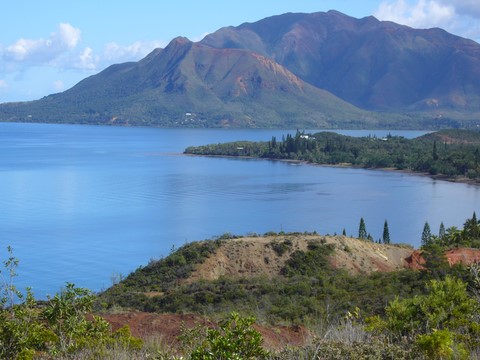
[1,10,480,129]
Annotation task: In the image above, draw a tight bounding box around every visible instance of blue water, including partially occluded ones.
[0,123,478,299]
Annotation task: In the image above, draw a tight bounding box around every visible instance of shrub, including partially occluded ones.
[183,312,269,360]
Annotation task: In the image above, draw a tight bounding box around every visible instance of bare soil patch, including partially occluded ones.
[186,234,413,284]
[101,311,310,351]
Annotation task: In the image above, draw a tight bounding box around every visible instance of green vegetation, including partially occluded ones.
[184,129,480,181]
[183,312,269,360]
[366,275,480,359]
[0,247,142,359]
[99,234,429,324]
[383,220,391,244]
[358,217,367,240]
[101,239,224,310]
[3,212,480,358]
[423,212,480,249]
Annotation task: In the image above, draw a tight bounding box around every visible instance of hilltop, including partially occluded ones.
[100,232,441,322]
[183,234,411,281]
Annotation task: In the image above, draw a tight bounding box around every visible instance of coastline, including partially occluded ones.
[182,153,480,186]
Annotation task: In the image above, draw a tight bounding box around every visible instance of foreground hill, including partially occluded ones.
[99,233,419,319]
[99,230,480,326]
[2,11,480,128]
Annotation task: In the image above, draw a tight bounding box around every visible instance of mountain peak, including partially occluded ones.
[170,36,191,44]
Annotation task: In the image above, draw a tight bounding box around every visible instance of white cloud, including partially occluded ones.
[438,0,480,17]
[75,47,97,70]
[63,40,164,71]
[374,0,455,28]
[0,23,165,101]
[1,22,164,74]
[3,23,81,64]
[54,23,81,49]
[374,0,480,42]
[53,80,64,91]
[102,40,164,64]
[192,32,212,42]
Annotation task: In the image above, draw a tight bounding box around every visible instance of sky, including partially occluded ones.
[1,0,479,103]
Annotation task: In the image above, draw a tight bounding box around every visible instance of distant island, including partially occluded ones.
[185,129,480,183]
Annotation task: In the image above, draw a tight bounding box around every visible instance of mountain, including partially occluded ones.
[0,36,376,128]
[1,10,480,128]
[202,10,480,113]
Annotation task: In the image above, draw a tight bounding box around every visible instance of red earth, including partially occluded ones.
[101,311,311,351]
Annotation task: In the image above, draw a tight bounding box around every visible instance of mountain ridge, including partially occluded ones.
[202,10,480,112]
[1,10,480,128]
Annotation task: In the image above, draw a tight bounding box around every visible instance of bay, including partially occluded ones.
[0,123,478,299]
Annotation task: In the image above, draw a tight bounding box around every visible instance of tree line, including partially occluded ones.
[185,129,480,181]
[422,212,480,249]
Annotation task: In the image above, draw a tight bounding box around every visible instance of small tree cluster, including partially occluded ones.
[421,213,480,249]
[357,218,392,244]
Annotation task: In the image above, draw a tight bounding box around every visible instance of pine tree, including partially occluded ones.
[439,222,446,239]
[383,220,391,244]
[464,212,479,239]
[358,217,367,239]
[432,140,439,161]
[422,222,432,247]
[342,228,346,236]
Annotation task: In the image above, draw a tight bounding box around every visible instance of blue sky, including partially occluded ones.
[1,0,479,102]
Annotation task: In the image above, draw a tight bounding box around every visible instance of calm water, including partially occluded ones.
[0,123,478,299]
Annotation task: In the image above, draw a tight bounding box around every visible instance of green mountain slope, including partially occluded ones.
[0,37,379,128]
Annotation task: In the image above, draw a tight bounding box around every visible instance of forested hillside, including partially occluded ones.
[185,129,480,182]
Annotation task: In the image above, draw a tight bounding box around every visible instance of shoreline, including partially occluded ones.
[182,153,480,186]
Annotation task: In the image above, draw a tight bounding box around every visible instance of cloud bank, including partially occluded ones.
[4,23,81,63]
[374,0,480,41]
[0,23,164,73]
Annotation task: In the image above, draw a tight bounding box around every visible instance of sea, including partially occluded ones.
[0,123,478,298]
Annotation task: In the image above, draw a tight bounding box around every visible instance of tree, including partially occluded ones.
[445,226,462,246]
[270,136,277,149]
[432,140,439,161]
[463,212,479,239]
[422,222,432,247]
[383,220,391,244]
[358,217,367,240]
[439,222,446,240]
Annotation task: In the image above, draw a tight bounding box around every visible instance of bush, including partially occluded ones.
[182,312,269,360]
